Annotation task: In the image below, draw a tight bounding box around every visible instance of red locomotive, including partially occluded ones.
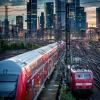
[0,41,65,100]
[67,65,94,95]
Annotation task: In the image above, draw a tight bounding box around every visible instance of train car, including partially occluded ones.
[67,65,94,95]
[0,41,65,100]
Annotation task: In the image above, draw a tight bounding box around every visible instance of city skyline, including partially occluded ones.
[0,0,100,27]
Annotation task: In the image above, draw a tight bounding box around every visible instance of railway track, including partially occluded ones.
[94,78,100,89]
[71,41,100,100]
[80,46,100,90]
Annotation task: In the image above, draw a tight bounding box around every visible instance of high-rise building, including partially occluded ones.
[75,0,80,7]
[96,7,100,30]
[67,0,86,37]
[53,14,56,29]
[55,0,67,40]
[40,12,44,30]
[96,7,100,40]
[0,20,2,27]
[45,2,54,29]
[68,2,76,34]
[16,15,23,31]
[4,19,9,38]
[27,1,31,37]
[40,12,45,38]
[27,0,37,37]
[0,20,2,34]
[4,5,9,38]
[76,7,86,36]
[55,0,66,30]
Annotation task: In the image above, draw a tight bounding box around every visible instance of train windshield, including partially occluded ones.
[0,75,18,100]
[84,73,91,79]
[76,73,91,79]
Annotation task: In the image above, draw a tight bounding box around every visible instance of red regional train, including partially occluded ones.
[0,41,65,100]
[67,65,94,95]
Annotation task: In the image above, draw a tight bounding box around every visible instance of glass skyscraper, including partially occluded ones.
[45,2,54,29]
[27,0,37,37]
[96,7,100,30]
[55,0,66,30]
[68,0,86,37]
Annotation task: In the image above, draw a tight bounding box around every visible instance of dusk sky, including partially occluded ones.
[81,0,100,27]
[0,0,100,27]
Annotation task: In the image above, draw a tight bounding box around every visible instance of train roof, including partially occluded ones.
[0,42,58,74]
[10,42,58,65]
[37,42,58,54]
[9,49,42,65]
[71,68,92,73]
[67,65,92,73]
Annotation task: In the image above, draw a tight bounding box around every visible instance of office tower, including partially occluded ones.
[96,7,100,29]
[27,0,37,37]
[55,0,66,30]
[16,15,23,31]
[67,0,86,37]
[40,12,44,30]
[4,5,9,38]
[0,20,2,34]
[76,7,86,37]
[96,7,100,40]
[40,12,45,37]
[45,2,54,29]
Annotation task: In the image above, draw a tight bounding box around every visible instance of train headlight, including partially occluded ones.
[85,83,92,86]
[76,83,82,86]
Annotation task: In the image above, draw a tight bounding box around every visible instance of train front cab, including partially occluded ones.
[0,60,21,100]
[71,72,94,95]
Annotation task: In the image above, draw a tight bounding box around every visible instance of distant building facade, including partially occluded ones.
[96,7,100,30]
[40,12,45,38]
[16,15,23,32]
[68,3,76,35]
[76,7,86,37]
[0,20,2,36]
[27,0,37,37]
[96,7,100,40]
[3,19,9,38]
[55,0,66,30]
[67,0,86,37]
[55,0,67,40]
[45,2,54,29]
[40,12,45,30]
[3,5,9,38]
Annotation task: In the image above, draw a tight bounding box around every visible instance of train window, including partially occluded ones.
[76,73,84,79]
[84,73,91,79]
[0,75,18,100]
[76,73,91,79]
